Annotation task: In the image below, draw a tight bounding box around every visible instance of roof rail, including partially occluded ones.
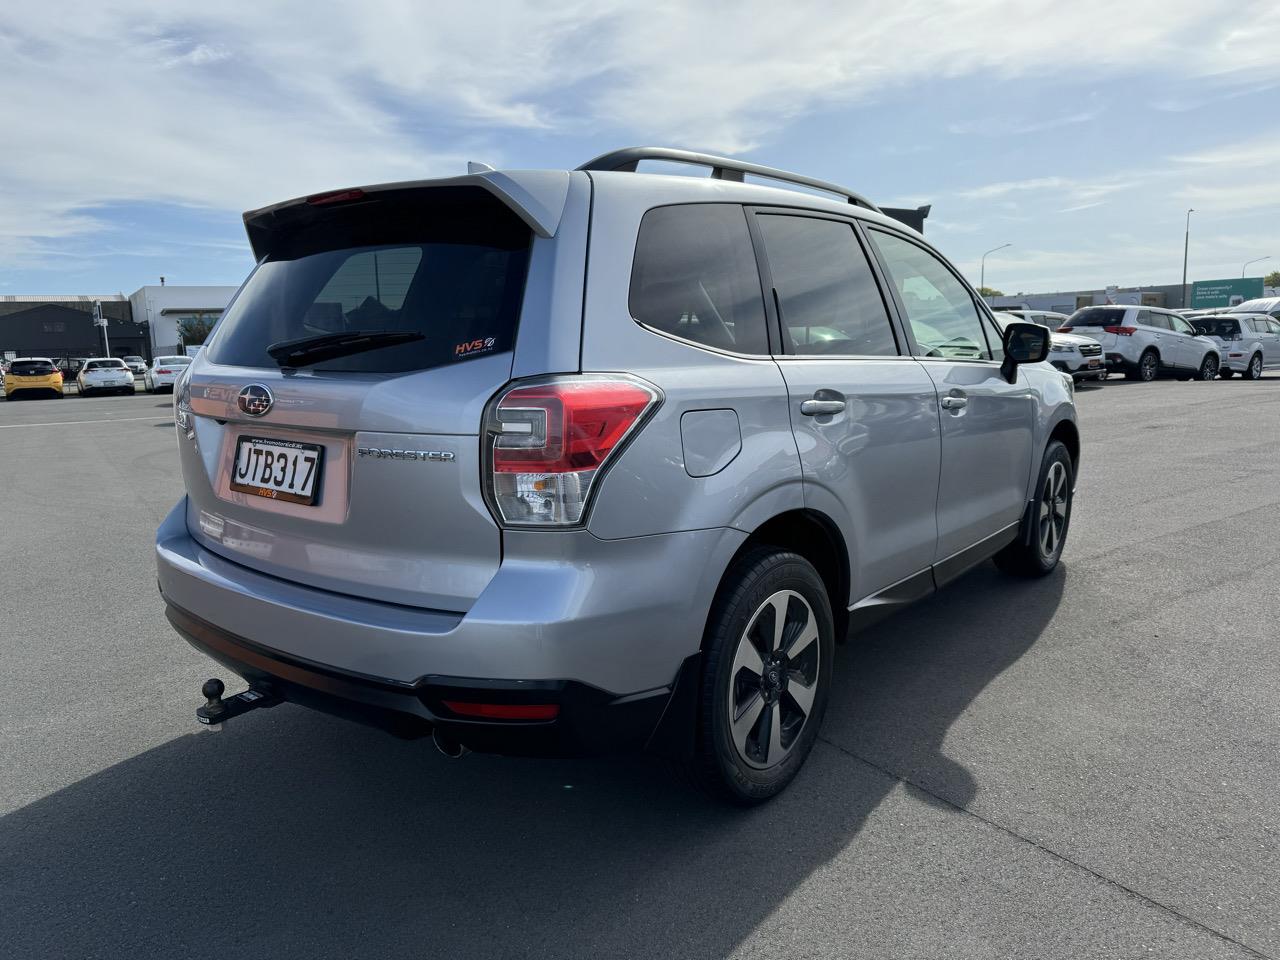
[576,147,881,213]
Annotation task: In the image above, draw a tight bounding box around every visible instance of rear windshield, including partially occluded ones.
[155,357,191,366]
[9,361,55,376]
[1063,307,1127,328]
[1190,317,1240,338]
[208,188,532,373]
[123,356,144,362]
[85,360,126,370]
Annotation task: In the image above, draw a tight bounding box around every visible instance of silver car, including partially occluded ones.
[994,312,1104,382]
[77,357,135,396]
[1229,297,1280,321]
[143,355,193,393]
[156,147,1080,802]
[1059,305,1220,381]
[1188,313,1280,379]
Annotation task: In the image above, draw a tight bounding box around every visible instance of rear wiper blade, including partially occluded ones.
[266,330,424,368]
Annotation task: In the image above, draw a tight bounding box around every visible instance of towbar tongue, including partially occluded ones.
[196,678,281,727]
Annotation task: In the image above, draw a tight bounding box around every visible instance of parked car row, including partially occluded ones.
[993,296,1280,384]
[2,354,193,399]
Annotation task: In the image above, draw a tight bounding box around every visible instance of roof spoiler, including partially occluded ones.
[241,170,572,260]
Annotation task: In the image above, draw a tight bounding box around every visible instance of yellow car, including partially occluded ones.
[4,357,64,399]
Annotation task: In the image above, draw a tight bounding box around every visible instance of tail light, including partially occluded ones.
[1103,325,1137,336]
[443,701,560,721]
[306,187,366,206]
[157,368,172,375]
[1056,326,1072,333]
[483,374,661,526]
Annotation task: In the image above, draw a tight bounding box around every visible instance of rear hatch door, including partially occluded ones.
[179,184,540,611]
[1060,306,1130,350]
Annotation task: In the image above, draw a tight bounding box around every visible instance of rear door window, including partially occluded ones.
[755,214,898,356]
[629,204,769,354]
[1140,311,1170,331]
[207,188,532,373]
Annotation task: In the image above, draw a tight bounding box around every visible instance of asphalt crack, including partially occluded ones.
[817,735,1274,960]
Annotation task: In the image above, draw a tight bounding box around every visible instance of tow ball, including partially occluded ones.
[196,678,281,728]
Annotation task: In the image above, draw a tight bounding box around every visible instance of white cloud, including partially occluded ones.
[2,0,1280,275]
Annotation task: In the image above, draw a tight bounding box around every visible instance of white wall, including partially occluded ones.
[129,285,238,355]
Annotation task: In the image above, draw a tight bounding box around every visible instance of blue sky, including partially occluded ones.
[2,0,1278,296]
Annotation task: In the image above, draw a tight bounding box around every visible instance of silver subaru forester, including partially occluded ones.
[157,147,1079,803]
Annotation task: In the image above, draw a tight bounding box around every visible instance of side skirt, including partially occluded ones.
[931,521,1020,588]
[844,520,1022,638]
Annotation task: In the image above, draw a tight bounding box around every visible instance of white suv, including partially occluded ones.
[1059,306,1220,382]
[1190,313,1280,379]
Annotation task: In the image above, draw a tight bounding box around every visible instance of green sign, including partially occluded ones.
[1190,277,1264,308]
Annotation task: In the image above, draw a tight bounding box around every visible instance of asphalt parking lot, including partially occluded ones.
[2,379,1278,960]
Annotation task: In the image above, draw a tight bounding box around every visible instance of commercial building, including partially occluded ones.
[1,284,236,362]
[0,295,144,362]
[128,284,237,356]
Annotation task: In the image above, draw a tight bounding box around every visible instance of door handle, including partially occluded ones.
[940,396,968,410]
[800,399,846,416]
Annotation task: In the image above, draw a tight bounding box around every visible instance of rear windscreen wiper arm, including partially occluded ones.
[266,330,425,368]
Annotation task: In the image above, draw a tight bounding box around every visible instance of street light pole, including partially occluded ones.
[980,243,1012,302]
[93,300,111,357]
[1242,256,1271,278]
[1181,209,1194,309]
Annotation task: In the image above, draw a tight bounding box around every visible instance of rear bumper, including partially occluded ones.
[156,497,743,750]
[1050,356,1104,378]
[1220,353,1253,372]
[166,602,682,755]
[4,382,62,396]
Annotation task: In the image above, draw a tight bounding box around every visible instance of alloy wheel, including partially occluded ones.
[1251,355,1262,379]
[1141,353,1157,381]
[1039,461,1069,558]
[1201,356,1219,381]
[728,590,821,770]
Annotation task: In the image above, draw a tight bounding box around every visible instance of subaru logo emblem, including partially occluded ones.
[238,384,273,418]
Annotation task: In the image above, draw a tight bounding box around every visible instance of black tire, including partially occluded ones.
[1220,368,1234,379]
[688,547,834,804]
[1126,349,1159,382]
[994,440,1073,578]
[1243,353,1263,380]
[1198,354,1220,381]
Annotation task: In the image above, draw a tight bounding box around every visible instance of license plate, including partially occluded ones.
[231,437,323,505]
[1088,358,1100,368]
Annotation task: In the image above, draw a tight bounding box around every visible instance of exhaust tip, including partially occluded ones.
[432,727,470,759]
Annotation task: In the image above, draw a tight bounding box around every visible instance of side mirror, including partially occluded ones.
[1000,321,1050,384]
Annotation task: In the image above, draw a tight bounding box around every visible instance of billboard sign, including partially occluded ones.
[1191,278,1264,309]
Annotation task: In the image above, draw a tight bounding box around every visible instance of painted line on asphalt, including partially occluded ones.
[0,416,171,429]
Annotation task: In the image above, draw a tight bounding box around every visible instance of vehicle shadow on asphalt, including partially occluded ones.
[0,564,1063,959]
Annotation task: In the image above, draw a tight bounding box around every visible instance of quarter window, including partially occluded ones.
[629,204,769,354]
[867,230,992,360]
[756,215,898,356]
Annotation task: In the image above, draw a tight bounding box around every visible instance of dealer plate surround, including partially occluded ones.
[231,436,324,505]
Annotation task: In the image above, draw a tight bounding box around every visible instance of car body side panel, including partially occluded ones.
[577,177,803,542]
[776,357,941,603]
